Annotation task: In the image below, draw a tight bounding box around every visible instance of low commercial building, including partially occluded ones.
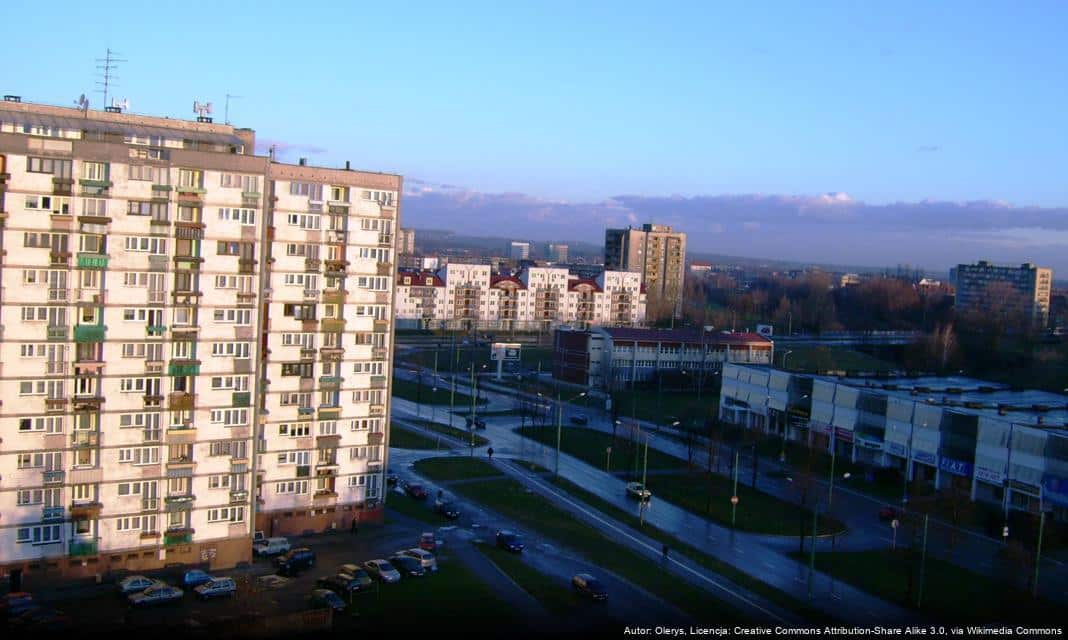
[719,364,1068,521]
[553,327,773,389]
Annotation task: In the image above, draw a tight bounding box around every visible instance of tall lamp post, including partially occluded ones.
[781,349,794,370]
[548,390,586,477]
[639,430,651,525]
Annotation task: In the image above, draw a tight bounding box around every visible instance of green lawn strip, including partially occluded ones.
[791,550,1060,623]
[404,346,554,373]
[475,544,580,616]
[447,474,750,624]
[388,425,440,450]
[345,554,520,629]
[384,494,441,525]
[453,408,529,417]
[404,418,491,447]
[413,456,505,482]
[392,377,486,406]
[782,346,896,374]
[548,477,837,624]
[516,426,844,535]
[613,388,721,425]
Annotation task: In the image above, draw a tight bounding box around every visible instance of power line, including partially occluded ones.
[95,48,127,106]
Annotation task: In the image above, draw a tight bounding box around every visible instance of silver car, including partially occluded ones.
[116,575,162,595]
[194,577,237,600]
[395,548,438,573]
[128,584,184,606]
[363,559,401,584]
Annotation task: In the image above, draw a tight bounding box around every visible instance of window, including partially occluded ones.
[217,241,240,256]
[352,361,385,375]
[209,409,249,426]
[220,173,260,192]
[289,182,323,200]
[285,243,320,258]
[27,157,72,177]
[82,162,107,181]
[116,515,158,533]
[123,272,151,287]
[218,207,256,225]
[207,506,245,523]
[18,488,59,506]
[282,304,316,320]
[358,247,391,262]
[281,362,314,378]
[127,200,152,216]
[283,273,317,288]
[128,165,155,181]
[287,213,321,230]
[211,342,251,358]
[24,195,70,213]
[15,524,62,545]
[82,198,107,216]
[208,475,232,489]
[356,276,389,291]
[213,308,252,325]
[18,416,63,433]
[278,451,311,465]
[361,190,394,205]
[178,168,202,189]
[210,375,249,391]
[280,392,312,407]
[278,422,312,437]
[118,447,160,465]
[20,380,64,397]
[125,236,167,254]
[214,275,254,291]
[281,333,315,348]
[275,481,309,495]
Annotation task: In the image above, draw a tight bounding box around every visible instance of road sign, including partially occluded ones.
[490,342,521,362]
[730,496,739,505]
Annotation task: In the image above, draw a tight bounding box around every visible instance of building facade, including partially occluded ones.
[548,243,568,263]
[394,263,645,331]
[719,364,1068,522]
[396,227,415,255]
[604,223,686,316]
[553,327,773,390]
[951,260,1052,329]
[0,96,398,579]
[509,241,530,261]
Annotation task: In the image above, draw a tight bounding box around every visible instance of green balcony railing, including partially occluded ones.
[147,325,167,336]
[76,253,109,269]
[232,392,251,407]
[163,531,193,546]
[78,179,113,188]
[168,362,200,376]
[69,538,99,557]
[74,324,106,343]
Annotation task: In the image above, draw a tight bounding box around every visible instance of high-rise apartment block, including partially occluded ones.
[951,260,1052,328]
[396,227,415,255]
[604,223,686,316]
[509,241,530,261]
[548,243,568,263]
[0,96,398,579]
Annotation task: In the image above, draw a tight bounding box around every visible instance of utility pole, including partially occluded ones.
[554,391,563,477]
[469,363,476,456]
[1033,511,1047,598]
[731,450,740,528]
[639,434,650,525]
[807,503,818,598]
[916,514,929,608]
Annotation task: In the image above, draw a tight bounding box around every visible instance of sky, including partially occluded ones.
[4,1,1068,272]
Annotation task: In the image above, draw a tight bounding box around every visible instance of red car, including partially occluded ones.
[419,532,437,552]
[878,506,900,522]
[405,484,429,500]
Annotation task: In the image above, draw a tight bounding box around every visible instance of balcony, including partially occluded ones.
[372,347,388,360]
[241,191,260,205]
[319,375,342,387]
[163,529,194,546]
[145,360,164,374]
[303,288,318,300]
[232,391,251,407]
[320,346,343,361]
[297,406,315,416]
[316,434,341,447]
[237,292,257,306]
[71,431,100,448]
[168,361,201,376]
[74,324,106,343]
[69,538,99,557]
[43,470,65,484]
[318,408,341,421]
[146,324,167,336]
[49,251,71,267]
[238,259,257,274]
[369,404,385,417]
[143,394,164,408]
[141,498,160,511]
[322,289,346,305]
[45,397,68,412]
[370,375,387,389]
[42,506,65,521]
[166,423,196,444]
[373,319,389,333]
[47,325,69,341]
[367,432,384,446]
[52,176,74,195]
[73,396,105,412]
[70,502,103,519]
[168,392,196,411]
[378,233,393,246]
[321,318,345,333]
[376,262,392,276]
[77,252,109,269]
[229,489,249,504]
[305,258,321,273]
[164,495,196,511]
[50,212,73,230]
[174,222,204,240]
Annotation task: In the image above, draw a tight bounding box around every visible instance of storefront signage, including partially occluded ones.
[856,437,883,451]
[834,427,854,443]
[886,442,907,457]
[938,457,974,477]
[912,451,937,465]
[974,467,1004,485]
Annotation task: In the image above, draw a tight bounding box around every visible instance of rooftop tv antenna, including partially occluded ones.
[106,97,129,113]
[193,101,213,123]
[224,93,242,124]
[94,48,126,106]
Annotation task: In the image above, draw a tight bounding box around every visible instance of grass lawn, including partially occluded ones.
[516,426,843,535]
[475,544,580,616]
[444,467,751,624]
[392,377,486,406]
[613,388,720,425]
[388,426,440,450]
[414,456,505,482]
[342,553,521,630]
[404,418,491,447]
[796,550,1060,623]
[549,477,836,624]
[781,346,897,374]
[404,346,554,374]
[384,493,441,525]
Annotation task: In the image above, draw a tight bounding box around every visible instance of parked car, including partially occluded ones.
[337,565,375,589]
[9,605,70,630]
[317,573,365,596]
[181,569,214,589]
[363,559,402,583]
[878,506,900,522]
[309,588,346,612]
[128,585,184,607]
[0,593,35,620]
[419,532,438,552]
[253,536,291,556]
[625,482,652,501]
[465,416,487,429]
[275,548,316,576]
[388,554,426,577]
[394,548,438,573]
[194,577,237,600]
[116,575,162,595]
[253,530,266,543]
[435,500,461,519]
[496,530,525,553]
[570,413,589,426]
[571,573,608,601]
[405,483,429,500]
[386,471,399,487]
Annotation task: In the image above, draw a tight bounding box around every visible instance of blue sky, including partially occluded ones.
[4,1,1068,270]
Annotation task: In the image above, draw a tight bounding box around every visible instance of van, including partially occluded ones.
[253,537,291,556]
[275,548,316,576]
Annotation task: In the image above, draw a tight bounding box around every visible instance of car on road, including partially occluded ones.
[571,573,608,601]
[275,547,316,576]
[363,559,402,583]
[419,532,438,551]
[625,482,652,501]
[181,569,214,589]
[128,585,184,607]
[194,577,237,600]
[317,573,366,596]
[8,605,70,630]
[496,530,525,553]
[309,589,346,612]
[435,500,461,519]
[253,536,291,556]
[405,483,429,500]
[0,592,35,620]
[116,575,163,595]
[337,566,375,589]
[394,548,438,573]
[386,471,399,487]
[465,416,487,430]
[878,506,900,522]
[388,554,427,577]
[570,413,589,426]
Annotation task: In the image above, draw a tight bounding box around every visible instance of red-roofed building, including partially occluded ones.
[553,326,774,389]
[396,270,447,328]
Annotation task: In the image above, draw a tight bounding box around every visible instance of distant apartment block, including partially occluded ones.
[553,327,773,389]
[509,241,530,261]
[0,96,398,579]
[951,260,1052,328]
[394,263,645,331]
[396,227,415,255]
[604,224,686,315]
[548,243,568,263]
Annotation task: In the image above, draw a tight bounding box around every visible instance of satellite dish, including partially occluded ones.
[75,94,89,112]
[193,101,213,117]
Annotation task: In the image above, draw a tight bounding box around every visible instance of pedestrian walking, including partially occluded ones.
[487,446,495,460]
[350,517,358,536]
[661,543,669,562]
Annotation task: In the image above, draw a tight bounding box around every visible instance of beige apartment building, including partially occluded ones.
[604,223,686,317]
[951,260,1052,329]
[0,95,398,579]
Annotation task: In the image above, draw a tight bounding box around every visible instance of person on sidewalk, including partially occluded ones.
[350,517,358,536]
[487,446,495,460]
[661,543,670,563]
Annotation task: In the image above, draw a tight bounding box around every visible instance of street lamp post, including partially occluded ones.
[639,432,651,525]
[731,450,740,527]
[605,446,612,473]
[782,349,793,370]
[807,502,819,598]
[554,390,586,477]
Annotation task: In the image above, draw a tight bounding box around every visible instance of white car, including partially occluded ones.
[253,537,291,556]
[394,548,438,573]
[625,482,652,501]
[116,575,163,595]
[363,559,401,584]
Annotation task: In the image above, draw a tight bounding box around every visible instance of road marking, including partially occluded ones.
[506,462,788,624]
